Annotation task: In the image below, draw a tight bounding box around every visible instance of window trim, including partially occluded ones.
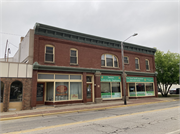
[44,45,55,63]
[135,57,140,70]
[145,59,150,71]
[70,48,78,65]
[124,56,129,64]
[101,54,119,68]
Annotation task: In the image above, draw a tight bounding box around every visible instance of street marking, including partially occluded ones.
[1,99,176,121]
[166,129,180,134]
[3,106,179,134]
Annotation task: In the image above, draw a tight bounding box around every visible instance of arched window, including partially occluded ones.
[135,58,140,70]
[101,54,118,67]
[10,81,23,102]
[45,45,55,62]
[70,48,78,64]
[146,59,150,71]
[1,81,4,103]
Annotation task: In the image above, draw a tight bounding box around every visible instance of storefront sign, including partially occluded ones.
[101,76,121,82]
[146,91,154,96]
[56,85,67,93]
[126,77,154,82]
[101,93,111,98]
[71,94,78,100]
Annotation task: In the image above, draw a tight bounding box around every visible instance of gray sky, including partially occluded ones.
[0,0,179,58]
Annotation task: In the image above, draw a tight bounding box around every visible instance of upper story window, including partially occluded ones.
[101,54,118,68]
[45,45,54,62]
[146,59,150,71]
[124,56,129,64]
[70,48,78,64]
[135,58,140,70]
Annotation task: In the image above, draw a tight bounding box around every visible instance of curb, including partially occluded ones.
[0,99,177,121]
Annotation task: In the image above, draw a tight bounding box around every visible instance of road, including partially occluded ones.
[1,100,180,134]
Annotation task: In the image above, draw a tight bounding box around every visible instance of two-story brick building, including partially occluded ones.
[30,23,157,108]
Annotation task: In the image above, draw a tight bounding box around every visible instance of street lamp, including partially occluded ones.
[121,33,138,105]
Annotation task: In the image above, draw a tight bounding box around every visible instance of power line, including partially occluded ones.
[0,32,23,37]
[9,42,19,48]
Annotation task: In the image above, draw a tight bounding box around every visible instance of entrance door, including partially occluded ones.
[86,84,92,102]
[36,83,45,104]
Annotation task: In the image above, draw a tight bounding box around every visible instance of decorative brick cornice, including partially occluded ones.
[34,23,156,55]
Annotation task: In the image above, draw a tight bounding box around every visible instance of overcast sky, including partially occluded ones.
[0,0,179,58]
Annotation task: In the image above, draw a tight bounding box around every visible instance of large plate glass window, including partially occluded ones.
[70,82,82,100]
[1,81,4,102]
[136,83,145,96]
[129,83,136,97]
[101,83,111,98]
[10,81,23,102]
[55,82,69,101]
[101,54,118,67]
[146,83,154,96]
[70,49,78,64]
[45,45,54,62]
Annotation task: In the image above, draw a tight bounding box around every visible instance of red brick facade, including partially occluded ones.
[33,35,155,73]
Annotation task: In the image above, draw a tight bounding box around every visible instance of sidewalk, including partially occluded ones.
[0,97,179,121]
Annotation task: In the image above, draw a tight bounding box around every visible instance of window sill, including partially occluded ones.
[101,66,119,69]
[146,70,150,71]
[70,63,79,66]
[44,61,55,64]
[135,69,140,70]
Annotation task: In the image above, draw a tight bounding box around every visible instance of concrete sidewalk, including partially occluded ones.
[0,97,179,121]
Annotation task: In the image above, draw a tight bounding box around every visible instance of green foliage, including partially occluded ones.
[155,50,180,97]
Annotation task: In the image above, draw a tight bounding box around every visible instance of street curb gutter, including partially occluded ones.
[0,99,178,121]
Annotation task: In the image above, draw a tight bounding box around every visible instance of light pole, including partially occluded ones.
[121,33,138,105]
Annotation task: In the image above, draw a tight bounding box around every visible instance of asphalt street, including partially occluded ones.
[1,100,180,134]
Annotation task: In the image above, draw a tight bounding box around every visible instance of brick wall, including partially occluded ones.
[33,35,155,73]
[0,78,32,112]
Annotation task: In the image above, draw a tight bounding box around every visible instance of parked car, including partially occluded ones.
[169,88,180,94]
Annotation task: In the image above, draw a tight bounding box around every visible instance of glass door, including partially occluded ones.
[36,83,45,104]
[86,84,92,102]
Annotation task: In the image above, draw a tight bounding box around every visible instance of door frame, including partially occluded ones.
[36,82,45,105]
[86,83,92,102]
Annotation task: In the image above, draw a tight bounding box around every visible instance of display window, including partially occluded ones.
[100,75,122,99]
[38,73,83,102]
[127,77,155,97]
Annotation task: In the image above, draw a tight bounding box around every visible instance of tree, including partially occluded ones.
[155,50,180,97]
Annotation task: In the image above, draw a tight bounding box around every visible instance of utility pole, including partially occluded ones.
[4,40,8,62]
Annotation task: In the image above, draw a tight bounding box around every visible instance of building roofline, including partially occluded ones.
[34,23,156,55]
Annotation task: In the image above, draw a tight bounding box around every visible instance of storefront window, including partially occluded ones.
[10,81,23,102]
[136,83,145,96]
[46,82,54,101]
[112,82,121,98]
[129,83,136,97]
[146,83,154,96]
[55,82,69,101]
[101,82,111,98]
[1,81,4,103]
[70,82,82,100]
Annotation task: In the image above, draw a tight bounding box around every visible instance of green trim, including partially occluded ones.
[34,23,156,55]
[33,62,156,76]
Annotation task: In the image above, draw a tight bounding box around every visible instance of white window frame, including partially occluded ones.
[70,48,78,64]
[101,54,119,68]
[45,45,55,63]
